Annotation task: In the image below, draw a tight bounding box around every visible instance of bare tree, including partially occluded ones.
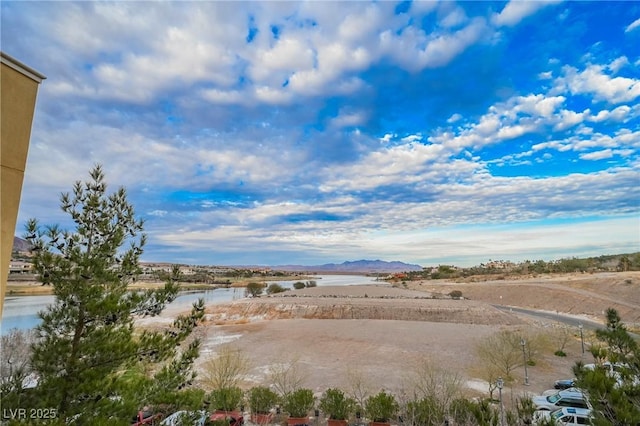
[470,360,502,400]
[200,345,251,390]
[404,356,464,415]
[267,355,307,397]
[0,329,36,393]
[475,329,524,381]
[345,367,374,412]
[549,325,572,356]
[521,329,546,365]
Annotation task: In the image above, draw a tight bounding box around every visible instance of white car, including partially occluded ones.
[582,362,640,387]
[534,407,592,425]
[160,410,209,426]
[532,388,591,411]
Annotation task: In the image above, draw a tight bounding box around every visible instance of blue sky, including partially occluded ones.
[3,1,639,267]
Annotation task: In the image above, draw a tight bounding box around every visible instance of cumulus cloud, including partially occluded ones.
[580,149,613,160]
[556,64,640,104]
[381,18,490,71]
[5,1,638,266]
[589,105,632,122]
[608,56,629,73]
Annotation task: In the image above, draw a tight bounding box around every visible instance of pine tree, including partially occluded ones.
[574,308,640,425]
[21,165,204,423]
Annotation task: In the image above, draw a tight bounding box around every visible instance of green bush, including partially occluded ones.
[318,388,355,420]
[267,283,286,294]
[293,281,306,290]
[246,282,264,297]
[283,388,315,418]
[209,387,243,411]
[248,386,279,414]
[405,396,442,426]
[365,391,398,423]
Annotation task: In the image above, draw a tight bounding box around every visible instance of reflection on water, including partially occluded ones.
[1,275,379,335]
[1,295,55,335]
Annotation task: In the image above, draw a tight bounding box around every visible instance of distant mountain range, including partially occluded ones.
[274,259,423,273]
[13,236,31,252]
[12,236,421,273]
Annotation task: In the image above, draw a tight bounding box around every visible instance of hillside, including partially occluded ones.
[12,236,31,252]
[274,259,423,273]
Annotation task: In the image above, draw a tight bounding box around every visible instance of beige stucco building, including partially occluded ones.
[1,52,46,314]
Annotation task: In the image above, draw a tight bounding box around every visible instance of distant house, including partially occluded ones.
[9,260,32,274]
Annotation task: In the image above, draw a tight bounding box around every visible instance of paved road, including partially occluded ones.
[492,305,640,340]
[492,304,604,329]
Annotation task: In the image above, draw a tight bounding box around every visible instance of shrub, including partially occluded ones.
[248,386,279,414]
[448,290,463,299]
[282,388,315,418]
[319,388,355,420]
[209,387,243,411]
[267,283,286,294]
[554,350,567,357]
[365,391,398,423]
[246,282,264,297]
[293,281,306,290]
[405,396,442,426]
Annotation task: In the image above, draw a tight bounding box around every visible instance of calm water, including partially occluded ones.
[1,275,379,335]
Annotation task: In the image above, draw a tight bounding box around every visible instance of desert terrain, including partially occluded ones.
[191,271,640,402]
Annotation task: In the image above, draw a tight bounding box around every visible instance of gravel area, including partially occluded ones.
[194,280,609,400]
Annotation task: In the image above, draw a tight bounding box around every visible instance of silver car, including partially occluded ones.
[532,388,592,411]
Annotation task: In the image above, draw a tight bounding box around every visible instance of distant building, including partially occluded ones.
[9,261,32,274]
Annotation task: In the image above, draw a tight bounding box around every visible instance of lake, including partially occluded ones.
[0,274,380,335]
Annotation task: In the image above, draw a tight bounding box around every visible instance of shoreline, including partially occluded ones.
[5,275,316,296]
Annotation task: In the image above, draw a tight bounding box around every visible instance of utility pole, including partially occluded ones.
[521,338,530,386]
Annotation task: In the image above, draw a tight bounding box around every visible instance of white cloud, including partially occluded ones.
[200,89,245,105]
[379,134,394,143]
[557,64,640,104]
[440,6,468,28]
[410,1,439,16]
[329,110,367,129]
[589,105,631,122]
[625,17,640,33]
[253,86,293,105]
[492,0,562,27]
[608,56,629,73]
[515,94,565,117]
[447,113,463,123]
[538,71,553,80]
[553,109,588,131]
[380,18,489,71]
[251,36,316,82]
[580,149,613,160]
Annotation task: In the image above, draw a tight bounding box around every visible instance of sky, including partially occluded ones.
[3,1,639,268]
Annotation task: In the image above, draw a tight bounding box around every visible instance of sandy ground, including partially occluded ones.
[187,272,640,401]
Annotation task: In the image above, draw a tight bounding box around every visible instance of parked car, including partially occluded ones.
[582,361,640,387]
[160,409,244,426]
[160,410,209,426]
[554,378,577,390]
[532,388,591,411]
[534,407,592,425]
[131,408,164,425]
